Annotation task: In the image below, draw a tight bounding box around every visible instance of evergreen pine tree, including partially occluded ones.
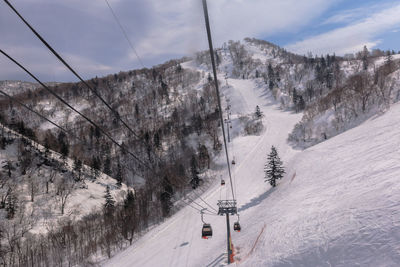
[104,186,115,215]
[297,95,306,111]
[362,45,369,71]
[160,177,173,217]
[385,52,394,71]
[91,156,101,179]
[264,146,285,187]
[255,105,263,119]
[73,158,82,181]
[292,88,298,106]
[207,73,213,82]
[103,156,112,176]
[267,63,274,81]
[190,155,200,189]
[60,141,69,159]
[124,190,135,209]
[154,131,161,148]
[276,70,281,83]
[269,80,274,90]
[116,162,123,186]
[6,192,17,219]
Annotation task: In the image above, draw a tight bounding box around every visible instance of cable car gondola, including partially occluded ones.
[202,223,213,239]
[233,222,241,232]
[201,209,213,239]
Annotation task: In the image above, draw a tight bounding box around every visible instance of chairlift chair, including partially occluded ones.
[221,179,225,186]
[231,159,236,165]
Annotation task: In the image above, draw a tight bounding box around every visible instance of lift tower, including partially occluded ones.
[218,200,237,263]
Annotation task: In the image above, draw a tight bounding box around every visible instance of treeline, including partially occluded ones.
[0,125,196,266]
[289,48,400,147]
[0,58,220,191]
[0,58,222,264]
[0,187,158,266]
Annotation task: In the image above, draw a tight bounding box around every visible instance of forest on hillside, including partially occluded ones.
[1,38,400,265]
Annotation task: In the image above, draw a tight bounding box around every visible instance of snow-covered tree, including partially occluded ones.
[255,105,263,119]
[104,186,115,214]
[264,146,285,187]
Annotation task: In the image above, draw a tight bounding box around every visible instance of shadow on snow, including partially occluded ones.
[238,187,276,213]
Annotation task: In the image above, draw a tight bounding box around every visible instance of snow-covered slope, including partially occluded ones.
[103,72,303,266]
[0,125,129,235]
[103,54,400,266]
[240,104,400,266]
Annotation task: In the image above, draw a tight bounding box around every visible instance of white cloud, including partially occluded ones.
[0,44,112,82]
[322,7,367,25]
[286,3,400,55]
[0,0,364,81]
[133,0,338,59]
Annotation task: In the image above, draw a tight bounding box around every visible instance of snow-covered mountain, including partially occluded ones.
[1,38,400,266]
[104,51,400,266]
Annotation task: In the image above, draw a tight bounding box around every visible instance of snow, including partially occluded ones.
[243,41,281,65]
[244,103,400,266]
[103,76,302,267]
[0,125,129,235]
[39,99,90,130]
[103,50,400,266]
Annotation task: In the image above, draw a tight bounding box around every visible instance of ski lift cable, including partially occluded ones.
[230,125,238,205]
[0,68,220,217]
[104,0,145,68]
[0,48,150,170]
[219,175,223,201]
[4,0,220,215]
[196,194,218,213]
[3,0,148,152]
[202,0,235,201]
[160,186,217,215]
[158,171,219,214]
[1,48,219,216]
[0,89,69,134]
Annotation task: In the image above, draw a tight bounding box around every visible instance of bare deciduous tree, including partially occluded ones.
[55,178,73,215]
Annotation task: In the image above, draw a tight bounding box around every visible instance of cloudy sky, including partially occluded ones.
[1,0,400,82]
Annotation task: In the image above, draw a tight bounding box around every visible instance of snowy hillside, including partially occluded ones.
[0,80,60,95]
[1,38,400,266]
[104,54,400,266]
[243,101,400,267]
[0,124,129,234]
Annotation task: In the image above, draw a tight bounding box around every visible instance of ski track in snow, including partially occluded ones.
[104,71,303,267]
[104,57,400,266]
